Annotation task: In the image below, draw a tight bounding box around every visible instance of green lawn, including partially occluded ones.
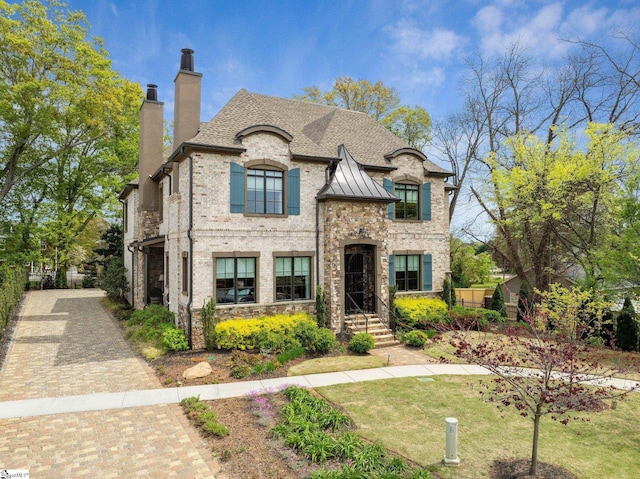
[317,375,640,479]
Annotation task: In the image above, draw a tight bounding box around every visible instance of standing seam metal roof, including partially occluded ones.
[317,145,399,202]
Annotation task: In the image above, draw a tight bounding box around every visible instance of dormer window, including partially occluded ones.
[247,168,283,215]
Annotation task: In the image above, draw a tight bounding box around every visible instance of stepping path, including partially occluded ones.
[0,289,220,477]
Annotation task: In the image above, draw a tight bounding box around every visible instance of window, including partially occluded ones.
[182,252,188,294]
[123,201,128,233]
[394,183,419,220]
[383,179,431,221]
[230,163,300,216]
[247,168,283,214]
[216,257,256,304]
[275,256,311,301]
[395,255,420,291]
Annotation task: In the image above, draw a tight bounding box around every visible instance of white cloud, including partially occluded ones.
[108,2,118,17]
[386,21,467,63]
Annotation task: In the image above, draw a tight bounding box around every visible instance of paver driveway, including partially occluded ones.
[0,289,220,478]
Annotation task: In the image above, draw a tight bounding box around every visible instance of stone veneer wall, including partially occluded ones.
[322,200,389,332]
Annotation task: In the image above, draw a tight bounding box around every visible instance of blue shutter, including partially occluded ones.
[383,178,393,219]
[422,183,431,221]
[230,162,244,213]
[423,254,432,291]
[388,254,394,286]
[287,168,300,215]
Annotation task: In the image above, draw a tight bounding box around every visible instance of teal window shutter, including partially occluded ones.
[383,178,393,219]
[388,254,394,286]
[230,162,244,213]
[423,254,432,291]
[287,168,300,215]
[422,183,431,221]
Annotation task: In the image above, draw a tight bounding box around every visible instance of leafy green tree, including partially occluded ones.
[473,124,632,291]
[93,223,123,265]
[295,77,431,148]
[0,0,141,264]
[441,277,456,309]
[450,237,494,287]
[616,296,638,352]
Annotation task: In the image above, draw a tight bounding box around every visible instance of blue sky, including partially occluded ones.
[64,0,640,128]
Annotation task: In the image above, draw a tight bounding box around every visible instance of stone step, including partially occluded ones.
[344,315,398,348]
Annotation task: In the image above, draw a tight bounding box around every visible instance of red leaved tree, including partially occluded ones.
[446,288,639,476]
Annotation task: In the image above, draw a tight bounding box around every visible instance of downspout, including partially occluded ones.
[181,145,194,349]
[127,244,135,307]
[315,197,320,287]
[119,197,135,307]
[162,165,173,194]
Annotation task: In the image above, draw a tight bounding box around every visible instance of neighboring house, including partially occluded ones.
[500,268,577,305]
[120,49,453,348]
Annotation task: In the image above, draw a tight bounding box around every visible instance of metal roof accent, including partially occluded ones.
[317,145,400,203]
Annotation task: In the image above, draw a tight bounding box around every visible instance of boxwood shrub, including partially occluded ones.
[348,333,375,354]
[395,297,448,330]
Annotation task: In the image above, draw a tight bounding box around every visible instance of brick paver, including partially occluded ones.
[0,289,220,478]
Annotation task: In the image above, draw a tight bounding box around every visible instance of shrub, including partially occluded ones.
[441,277,456,308]
[82,274,96,288]
[490,286,507,318]
[101,256,129,299]
[315,285,327,328]
[310,328,338,354]
[215,313,316,350]
[254,329,302,354]
[348,333,375,354]
[517,281,533,322]
[616,296,638,352]
[448,306,489,330]
[201,297,217,350]
[0,265,24,337]
[180,396,229,437]
[405,330,428,348]
[129,304,174,325]
[480,308,507,325]
[395,297,449,330]
[161,327,189,351]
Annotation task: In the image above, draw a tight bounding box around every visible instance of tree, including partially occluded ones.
[0,0,141,262]
[93,223,123,265]
[101,256,128,300]
[448,292,637,476]
[472,124,631,291]
[441,277,456,309]
[450,237,494,287]
[489,285,506,318]
[616,296,639,352]
[295,77,431,149]
[516,281,533,323]
[432,34,640,253]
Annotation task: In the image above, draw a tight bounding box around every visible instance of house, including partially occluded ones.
[120,49,453,348]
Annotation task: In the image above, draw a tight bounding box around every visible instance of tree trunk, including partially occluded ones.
[530,409,542,476]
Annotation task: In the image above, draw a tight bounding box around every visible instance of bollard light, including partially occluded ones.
[443,417,460,466]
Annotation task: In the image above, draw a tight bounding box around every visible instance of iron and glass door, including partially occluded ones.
[344,245,376,314]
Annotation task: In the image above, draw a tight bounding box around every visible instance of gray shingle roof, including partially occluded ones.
[317,145,399,202]
[190,89,451,175]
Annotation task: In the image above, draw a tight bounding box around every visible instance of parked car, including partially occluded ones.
[217,287,255,303]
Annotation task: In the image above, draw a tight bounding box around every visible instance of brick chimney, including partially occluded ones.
[173,48,202,150]
[139,84,164,211]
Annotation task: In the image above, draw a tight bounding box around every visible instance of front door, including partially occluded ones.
[345,245,375,314]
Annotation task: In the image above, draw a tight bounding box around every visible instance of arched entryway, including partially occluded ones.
[344,244,376,314]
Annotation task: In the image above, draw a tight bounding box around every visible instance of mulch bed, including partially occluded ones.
[490,458,579,479]
[0,295,25,373]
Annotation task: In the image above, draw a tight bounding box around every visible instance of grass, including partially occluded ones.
[424,331,640,381]
[317,375,640,479]
[287,354,387,376]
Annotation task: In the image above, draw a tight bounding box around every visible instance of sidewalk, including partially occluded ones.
[0,363,492,419]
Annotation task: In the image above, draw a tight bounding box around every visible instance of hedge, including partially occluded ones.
[0,266,25,338]
[214,313,317,350]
